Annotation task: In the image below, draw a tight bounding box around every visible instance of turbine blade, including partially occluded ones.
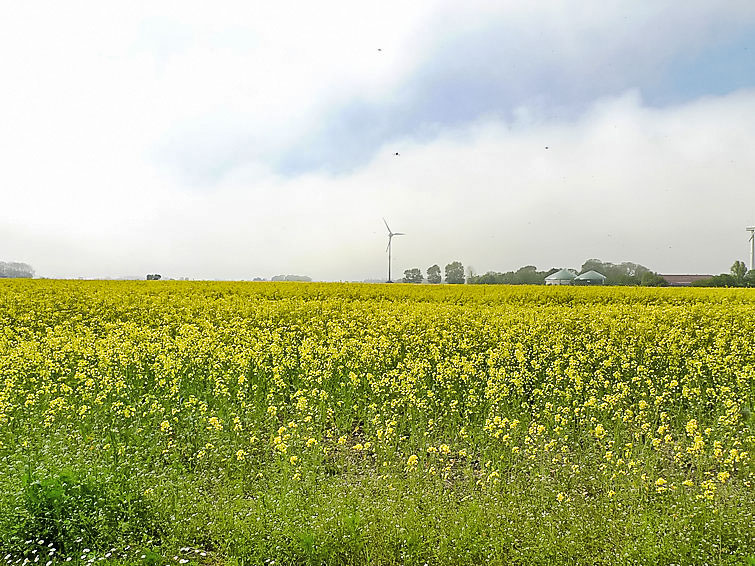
[393,232,406,236]
[383,217,392,233]
[386,242,391,252]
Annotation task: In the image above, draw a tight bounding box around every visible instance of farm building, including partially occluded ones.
[545,269,577,285]
[659,274,712,287]
[574,270,607,285]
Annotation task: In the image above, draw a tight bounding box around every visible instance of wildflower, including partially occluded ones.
[685,419,698,436]
[594,424,606,439]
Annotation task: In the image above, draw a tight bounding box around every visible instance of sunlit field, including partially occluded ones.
[1,281,754,565]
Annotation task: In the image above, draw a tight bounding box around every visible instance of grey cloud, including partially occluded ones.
[154,2,755,183]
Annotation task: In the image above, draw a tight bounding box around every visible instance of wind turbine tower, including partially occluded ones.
[383,218,405,283]
[748,226,755,271]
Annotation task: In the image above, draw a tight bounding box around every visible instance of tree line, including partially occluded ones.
[690,261,755,287]
[402,259,669,286]
[403,261,466,284]
[0,262,34,278]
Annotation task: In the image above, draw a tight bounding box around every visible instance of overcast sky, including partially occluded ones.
[3,1,755,280]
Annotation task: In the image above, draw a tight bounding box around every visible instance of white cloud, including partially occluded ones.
[1,2,755,279]
[7,89,755,279]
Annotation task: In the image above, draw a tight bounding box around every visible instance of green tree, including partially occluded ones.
[690,274,736,287]
[580,259,652,285]
[445,261,465,284]
[403,268,423,284]
[640,272,669,287]
[514,265,545,285]
[426,264,441,284]
[468,266,558,285]
[731,260,747,282]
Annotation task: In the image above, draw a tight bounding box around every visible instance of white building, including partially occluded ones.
[545,269,577,285]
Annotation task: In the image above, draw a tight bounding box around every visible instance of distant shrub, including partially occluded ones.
[0,261,34,278]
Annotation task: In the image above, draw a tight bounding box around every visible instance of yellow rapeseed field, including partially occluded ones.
[0,280,753,564]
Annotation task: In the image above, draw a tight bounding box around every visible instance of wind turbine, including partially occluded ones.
[748,225,755,271]
[383,218,405,283]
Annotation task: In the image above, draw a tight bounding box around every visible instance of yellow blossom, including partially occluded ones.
[207,416,223,431]
[594,424,606,439]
